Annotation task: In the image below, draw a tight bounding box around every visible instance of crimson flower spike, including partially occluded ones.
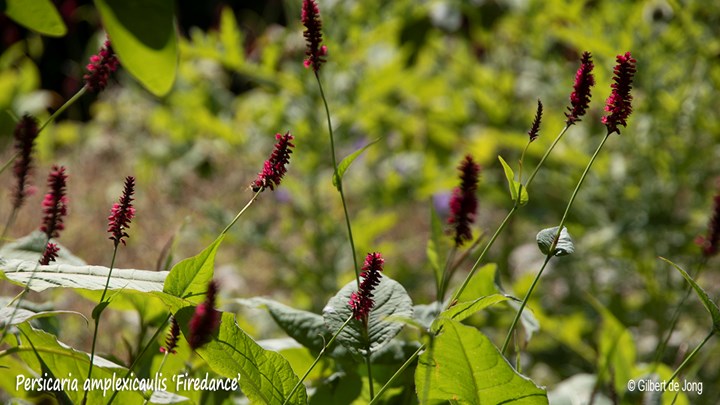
[349,252,385,321]
[528,99,543,143]
[696,185,720,257]
[448,155,481,247]
[39,243,59,265]
[12,114,40,209]
[107,176,136,247]
[565,51,595,125]
[40,166,68,240]
[188,280,221,350]
[251,132,295,192]
[84,40,120,92]
[160,317,181,354]
[602,52,637,135]
[301,0,327,72]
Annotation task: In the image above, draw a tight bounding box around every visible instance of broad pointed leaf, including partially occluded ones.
[332,139,380,190]
[174,309,307,405]
[415,319,548,404]
[323,276,413,356]
[4,0,66,36]
[439,294,510,324]
[162,236,222,305]
[94,0,178,96]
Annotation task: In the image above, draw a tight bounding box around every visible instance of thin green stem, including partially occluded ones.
[221,190,261,235]
[282,315,354,405]
[106,314,171,405]
[449,125,570,305]
[368,343,425,405]
[39,86,87,132]
[314,72,360,287]
[366,340,375,400]
[501,255,551,353]
[142,351,171,405]
[502,133,611,355]
[667,330,714,383]
[84,244,119,404]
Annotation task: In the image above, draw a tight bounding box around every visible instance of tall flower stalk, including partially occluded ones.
[502,52,636,354]
[84,176,135,404]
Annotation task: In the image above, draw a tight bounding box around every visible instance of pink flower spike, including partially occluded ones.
[528,99,543,143]
[39,243,59,265]
[252,132,295,192]
[107,176,136,247]
[188,280,221,350]
[349,252,385,321]
[602,52,637,135]
[40,166,68,240]
[84,40,120,92]
[696,185,720,257]
[448,155,481,247]
[12,114,40,209]
[301,0,327,72]
[565,51,595,125]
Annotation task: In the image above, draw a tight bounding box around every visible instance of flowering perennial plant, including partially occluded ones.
[251,132,295,192]
[448,155,481,247]
[602,52,637,134]
[84,40,120,92]
[349,252,385,321]
[107,176,136,247]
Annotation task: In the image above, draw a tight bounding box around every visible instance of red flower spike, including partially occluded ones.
[301,0,327,72]
[40,166,68,240]
[448,155,481,247]
[39,243,59,265]
[528,99,543,143]
[188,280,221,350]
[84,40,120,92]
[12,114,40,209]
[602,52,637,135]
[252,132,295,192]
[160,317,181,354]
[349,252,385,321]
[696,189,720,257]
[565,51,595,125]
[107,176,136,247]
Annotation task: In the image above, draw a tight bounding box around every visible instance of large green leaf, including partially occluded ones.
[94,0,177,96]
[4,0,67,37]
[323,276,413,357]
[439,294,510,325]
[174,309,307,405]
[415,319,547,404]
[162,236,222,305]
[0,258,166,292]
[0,230,85,265]
[14,323,144,404]
[660,257,720,332]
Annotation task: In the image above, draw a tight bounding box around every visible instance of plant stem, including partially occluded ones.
[368,343,425,405]
[106,314,171,405]
[502,133,611,354]
[282,315,353,405]
[667,330,714,382]
[449,125,570,305]
[39,86,87,132]
[84,244,119,404]
[366,341,375,400]
[315,72,360,287]
[220,189,261,235]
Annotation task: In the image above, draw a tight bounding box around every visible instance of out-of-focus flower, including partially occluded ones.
[40,166,68,240]
[12,114,39,209]
[448,155,480,247]
[188,280,221,350]
[39,243,59,265]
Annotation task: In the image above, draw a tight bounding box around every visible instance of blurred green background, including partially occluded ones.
[1,0,720,402]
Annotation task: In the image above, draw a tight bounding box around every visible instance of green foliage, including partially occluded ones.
[661,257,720,332]
[415,319,548,404]
[323,277,413,357]
[3,0,66,37]
[333,138,381,190]
[536,226,574,257]
[499,155,529,205]
[94,0,177,96]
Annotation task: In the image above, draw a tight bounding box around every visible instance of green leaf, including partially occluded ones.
[219,7,244,69]
[0,258,167,292]
[498,155,528,205]
[332,138,380,190]
[4,0,67,36]
[91,301,110,320]
[15,323,144,404]
[536,226,574,256]
[0,307,87,328]
[0,231,85,265]
[323,276,413,356]
[588,297,636,396]
[456,263,500,302]
[94,0,177,96]
[174,309,307,405]
[415,319,548,404]
[439,294,510,324]
[162,236,223,305]
[660,257,720,332]
[413,302,443,331]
